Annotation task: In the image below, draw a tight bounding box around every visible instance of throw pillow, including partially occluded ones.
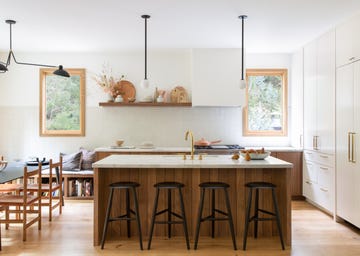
[60,151,82,171]
[79,147,96,170]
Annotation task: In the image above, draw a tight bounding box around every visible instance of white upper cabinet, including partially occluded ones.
[336,14,360,67]
[290,49,304,148]
[191,49,245,106]
[303,30,335,154]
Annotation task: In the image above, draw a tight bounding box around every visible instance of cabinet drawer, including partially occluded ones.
[318,165,333,189]
[304,150,316,162]
[304,161,317,183]
[315,153,335,167]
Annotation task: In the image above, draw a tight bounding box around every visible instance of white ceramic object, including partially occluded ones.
[240,151,271,160]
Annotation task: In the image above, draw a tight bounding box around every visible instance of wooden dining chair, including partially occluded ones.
[27,157,63,221]
[0,163,42,241]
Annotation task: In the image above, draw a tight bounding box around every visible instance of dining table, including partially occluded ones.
[0,161,47,184]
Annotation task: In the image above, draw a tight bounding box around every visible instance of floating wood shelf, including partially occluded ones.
[99,102,192,107]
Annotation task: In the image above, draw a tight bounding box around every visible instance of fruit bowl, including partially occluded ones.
[240,151,271,160]
[0,160,8,171]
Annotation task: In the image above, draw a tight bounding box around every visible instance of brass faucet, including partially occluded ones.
[185,130,195,160]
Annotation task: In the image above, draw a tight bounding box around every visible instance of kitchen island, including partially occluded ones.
[92,154,293,247]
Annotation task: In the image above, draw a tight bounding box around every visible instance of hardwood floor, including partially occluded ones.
[1,200,360,255]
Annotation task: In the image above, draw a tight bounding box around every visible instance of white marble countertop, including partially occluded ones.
[95,146,190,152]
[95,146,302,153]
[92,154,293,169]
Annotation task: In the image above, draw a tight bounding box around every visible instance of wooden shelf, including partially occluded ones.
[99,102,192,107]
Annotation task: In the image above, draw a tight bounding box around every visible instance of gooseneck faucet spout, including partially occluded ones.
[185,130,195,160]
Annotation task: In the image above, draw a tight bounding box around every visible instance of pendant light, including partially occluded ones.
[0,20,70,77]
[238,15,248,89]
[140,14,150,88]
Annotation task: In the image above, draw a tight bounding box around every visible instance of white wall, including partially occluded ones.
[0,50,292,161]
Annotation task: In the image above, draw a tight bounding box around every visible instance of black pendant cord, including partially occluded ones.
[142,15,150,80]
[239,15,247,80]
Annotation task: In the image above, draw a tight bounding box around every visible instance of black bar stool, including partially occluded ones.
[147,182,190,250]
[243,181,285,250]
[194,182,237,250]
[101,181,143,250]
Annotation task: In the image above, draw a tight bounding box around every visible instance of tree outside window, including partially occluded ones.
[40,68,85,136]
[243,69,287,136]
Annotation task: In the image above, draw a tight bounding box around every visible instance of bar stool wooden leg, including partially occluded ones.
[131,187,143,250]
[254,188,259,238]
[168,189,172,238]
[178,187,190,249]
[147,188,160,250]
[243,188,253,250]
[211,189,215,238]
[126,188,131,238]
[101,188,114,249]
[194,187,205,250]
[272,188,285,250]
[224,187,237,250]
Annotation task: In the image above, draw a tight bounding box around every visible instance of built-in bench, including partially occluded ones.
[42,168,94,200]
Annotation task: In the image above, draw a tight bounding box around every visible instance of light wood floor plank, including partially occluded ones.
[1,200,360,255]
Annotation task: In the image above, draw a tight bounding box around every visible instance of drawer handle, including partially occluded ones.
[320,167,328,170]
[319,155,328,159]
[306,181,312,185]
[349,57,356,61]
[320,187,328,192]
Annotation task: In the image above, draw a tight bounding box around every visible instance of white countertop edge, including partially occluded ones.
[92,155,293,169]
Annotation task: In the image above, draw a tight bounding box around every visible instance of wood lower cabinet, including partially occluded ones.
[271,151,303,200]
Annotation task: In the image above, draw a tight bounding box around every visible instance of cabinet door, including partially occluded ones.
[336,64,356,224]
[303,41,317,150]
[276,152,303,198]
[290,49,304,148]
[336,14,360,67]
[316,31,335,153]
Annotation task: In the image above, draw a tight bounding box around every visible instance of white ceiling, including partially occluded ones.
[1,0,360,53]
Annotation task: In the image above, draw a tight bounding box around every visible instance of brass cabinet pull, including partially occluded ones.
[319,155,328,159]
[348,132,351,162]
[352,133,356,163]
[320,187,328,192]
[305,181,312,185]
[320,166,328,170]
[313,136,315,150]
[312,136,319,150]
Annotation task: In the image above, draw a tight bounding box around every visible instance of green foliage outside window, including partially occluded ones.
[244,69,287,136]
[45,75,81,130]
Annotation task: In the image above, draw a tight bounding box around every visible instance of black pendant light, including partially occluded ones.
[0,20,70,77]
[238,15,247,89]
[140,14,150,88]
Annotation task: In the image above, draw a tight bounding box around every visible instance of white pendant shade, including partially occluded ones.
[141,79,150,89]
[239,79,247,89]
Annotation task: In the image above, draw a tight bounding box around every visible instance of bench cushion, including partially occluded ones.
[42,168,93,176]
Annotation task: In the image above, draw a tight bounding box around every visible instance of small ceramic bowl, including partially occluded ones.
[116,139,125,147]
[240,151,271,160]
[0,160,8,171]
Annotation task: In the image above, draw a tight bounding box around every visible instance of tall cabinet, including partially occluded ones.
[336,60,360,228]
[303,30,336,213]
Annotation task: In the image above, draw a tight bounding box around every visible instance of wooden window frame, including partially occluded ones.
[243,68,288,136]
[40,68,85,136]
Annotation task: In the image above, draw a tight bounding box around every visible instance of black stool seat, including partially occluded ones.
[154,181,184,188]
[243,181,285,250]
[199,182,230,188]
[110,181,140,188]
[194,182,237,250]
[101,181,143,250]
[148,181,190,250]
[245,182,276,189]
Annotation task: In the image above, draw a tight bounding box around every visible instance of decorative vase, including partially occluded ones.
[107,94,114,102]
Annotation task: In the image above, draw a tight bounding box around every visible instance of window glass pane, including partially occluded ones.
[248,75,283,131]
[244,69,287,136]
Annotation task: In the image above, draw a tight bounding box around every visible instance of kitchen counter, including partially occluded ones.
[93,154,293,248]
[95,146,191,153]
[93,154,293,169]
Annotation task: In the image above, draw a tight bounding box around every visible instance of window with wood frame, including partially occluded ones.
[40,68,85,136]
[243,69,287,136]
